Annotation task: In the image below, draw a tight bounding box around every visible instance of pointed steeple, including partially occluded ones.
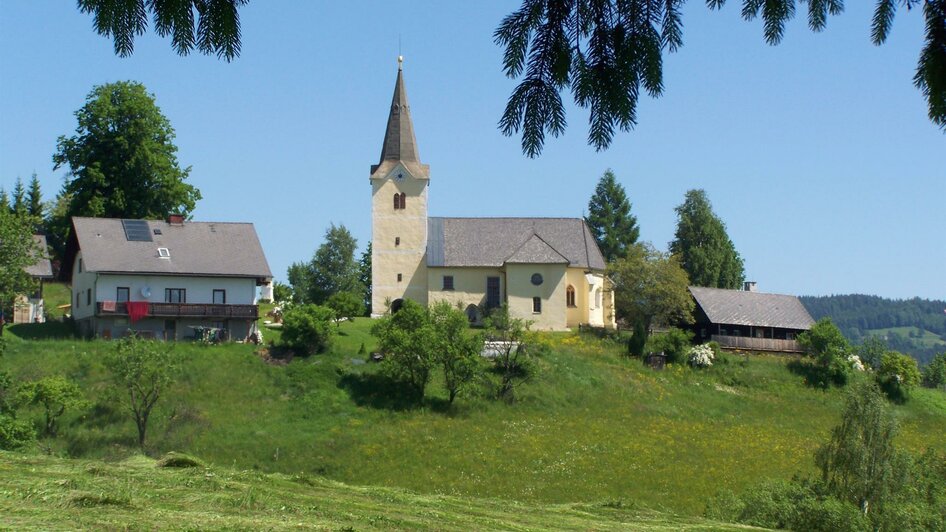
[378,56,421,164]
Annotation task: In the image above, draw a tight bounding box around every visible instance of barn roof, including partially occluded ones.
[427,217,605,270]
[24,234,53,279]
[689,286,815,330]
[66,217,271,280]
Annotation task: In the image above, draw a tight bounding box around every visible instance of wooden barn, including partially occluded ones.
[689,286,815,353]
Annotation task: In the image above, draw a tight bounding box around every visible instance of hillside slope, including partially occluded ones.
[0,452,755,530]
[801,294,946,363]
[3,320,946,519]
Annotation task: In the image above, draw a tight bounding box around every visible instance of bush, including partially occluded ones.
[876,351,921,402]
[626,321,647,357]
[646,327,693,364]
[798,318,853,387]
[687,343,715,368]
[922,352,946,390]
[281,304,336,355]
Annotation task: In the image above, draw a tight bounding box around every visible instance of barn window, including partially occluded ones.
[532,297,542,313]
[566,285,576,307]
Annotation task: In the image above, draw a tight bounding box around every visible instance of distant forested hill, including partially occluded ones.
[800,294,946,365]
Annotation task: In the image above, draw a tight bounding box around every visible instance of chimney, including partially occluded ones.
[743,281,757,292]
[167,214,184,226]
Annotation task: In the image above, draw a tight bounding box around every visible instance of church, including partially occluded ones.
[370,59,615,331]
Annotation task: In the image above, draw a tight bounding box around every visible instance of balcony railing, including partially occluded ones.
[97,302,258,319]
[711,334,803,353]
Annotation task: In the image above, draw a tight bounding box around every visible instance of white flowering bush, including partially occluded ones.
[847,354,865,372]
[688,343,715,368]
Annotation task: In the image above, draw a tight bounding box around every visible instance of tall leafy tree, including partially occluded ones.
[669,189,745,289]
[497,1,945,156]
[608,242,694,347]
[26,174,43,218]
[0,209,41,319]
[289,223,362,305]
[585,169,639,262]
[52,81,201,230]
[10,178,27,217]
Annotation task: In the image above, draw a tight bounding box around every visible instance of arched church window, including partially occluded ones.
[595,288,602,309]
[393,193,400,210]
[566,285,576,307]
[399,193,407,209]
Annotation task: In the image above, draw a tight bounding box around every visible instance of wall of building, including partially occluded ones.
[371,164,429,315]
[93,316,255,341]
[95,274,257,306]
[505,263,568,331]
[427,267,503,318]
[71,251,97,321]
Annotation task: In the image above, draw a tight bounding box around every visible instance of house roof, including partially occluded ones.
[24,234,53,279]
[689,286,815,330]
[69,217,272,280]
[427,217,606,270]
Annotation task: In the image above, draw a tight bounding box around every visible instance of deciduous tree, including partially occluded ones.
[669,189,744,289]
[608,243,694,349]
[290,224,362,305]
[358,242,372,315]
[326,291,364,328]
[798,318,854,387]
[17,375,87,437]
[429,301,483,404]
[585,169,639,262]
[52,81,200,239]
[0,209,41,319]
[105,336,180,447]
[485,304,544,402]
[372,299,436,399]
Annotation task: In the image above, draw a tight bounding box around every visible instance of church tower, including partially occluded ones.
[370,57,430,316]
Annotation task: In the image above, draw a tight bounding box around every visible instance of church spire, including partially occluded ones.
[378,56,421,164]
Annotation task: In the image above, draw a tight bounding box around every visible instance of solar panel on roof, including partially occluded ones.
[122,220,153,242]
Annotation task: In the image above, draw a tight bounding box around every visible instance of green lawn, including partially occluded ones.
[2,320,945,521]
[41,281,72,320]
[0,452,753,530]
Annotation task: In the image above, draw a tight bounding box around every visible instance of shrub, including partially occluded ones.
[325,291,364,327]
[281,304,336,355]
[687,343,715,368]
[798,318,853,387]
[17,375,88,437]
[626,321,647,357]
[646,327,693,364]
[922,352,946,390]
[876,351,921,402]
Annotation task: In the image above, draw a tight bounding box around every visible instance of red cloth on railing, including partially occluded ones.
[127,301,149,323]
[101,300,116,312]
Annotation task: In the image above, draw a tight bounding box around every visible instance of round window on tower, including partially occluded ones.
[531,273,543,286]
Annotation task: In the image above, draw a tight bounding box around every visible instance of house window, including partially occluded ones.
[86,289,91,306]
[486,277,501,309]
[532,297,542,313]
[116,287,130,303]
[213,289,226,304]
[395,236,400,246]
[157,247,170,258]
[165,288,186,303]
[397,273,402,282]
[566,285,576,307]
[78,259,83,273]
[76,293,80,307]
[443,276,454,290]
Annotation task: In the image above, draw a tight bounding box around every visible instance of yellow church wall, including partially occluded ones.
[565,268,588,327]
[427,267,503,312]
[371,166,429,316]
[505,263,567,331]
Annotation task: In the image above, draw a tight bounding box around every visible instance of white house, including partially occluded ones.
[63,215,272,340]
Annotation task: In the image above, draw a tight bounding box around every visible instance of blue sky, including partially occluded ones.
[1,1,943,299]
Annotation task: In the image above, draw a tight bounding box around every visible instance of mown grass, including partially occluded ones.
[3,320,945,519]
[0,452,753,530]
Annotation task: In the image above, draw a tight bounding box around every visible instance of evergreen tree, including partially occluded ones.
[669,189,745,289]
[10,178,27,217]
[585,169,639,262]
[0,188,8,213]
[358,242,372,315]
[27,174,42,217]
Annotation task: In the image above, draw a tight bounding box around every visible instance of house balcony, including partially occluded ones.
[711,334,803,353]
[96,302,259,319]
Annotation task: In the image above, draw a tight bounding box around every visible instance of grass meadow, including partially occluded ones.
[2,314,945,524]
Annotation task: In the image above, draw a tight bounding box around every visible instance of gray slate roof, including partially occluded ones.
[370,64,429,179]
[71,217,272,279]
[689,286,814,330]
[427,217,606,270]
[25,235,53,279]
